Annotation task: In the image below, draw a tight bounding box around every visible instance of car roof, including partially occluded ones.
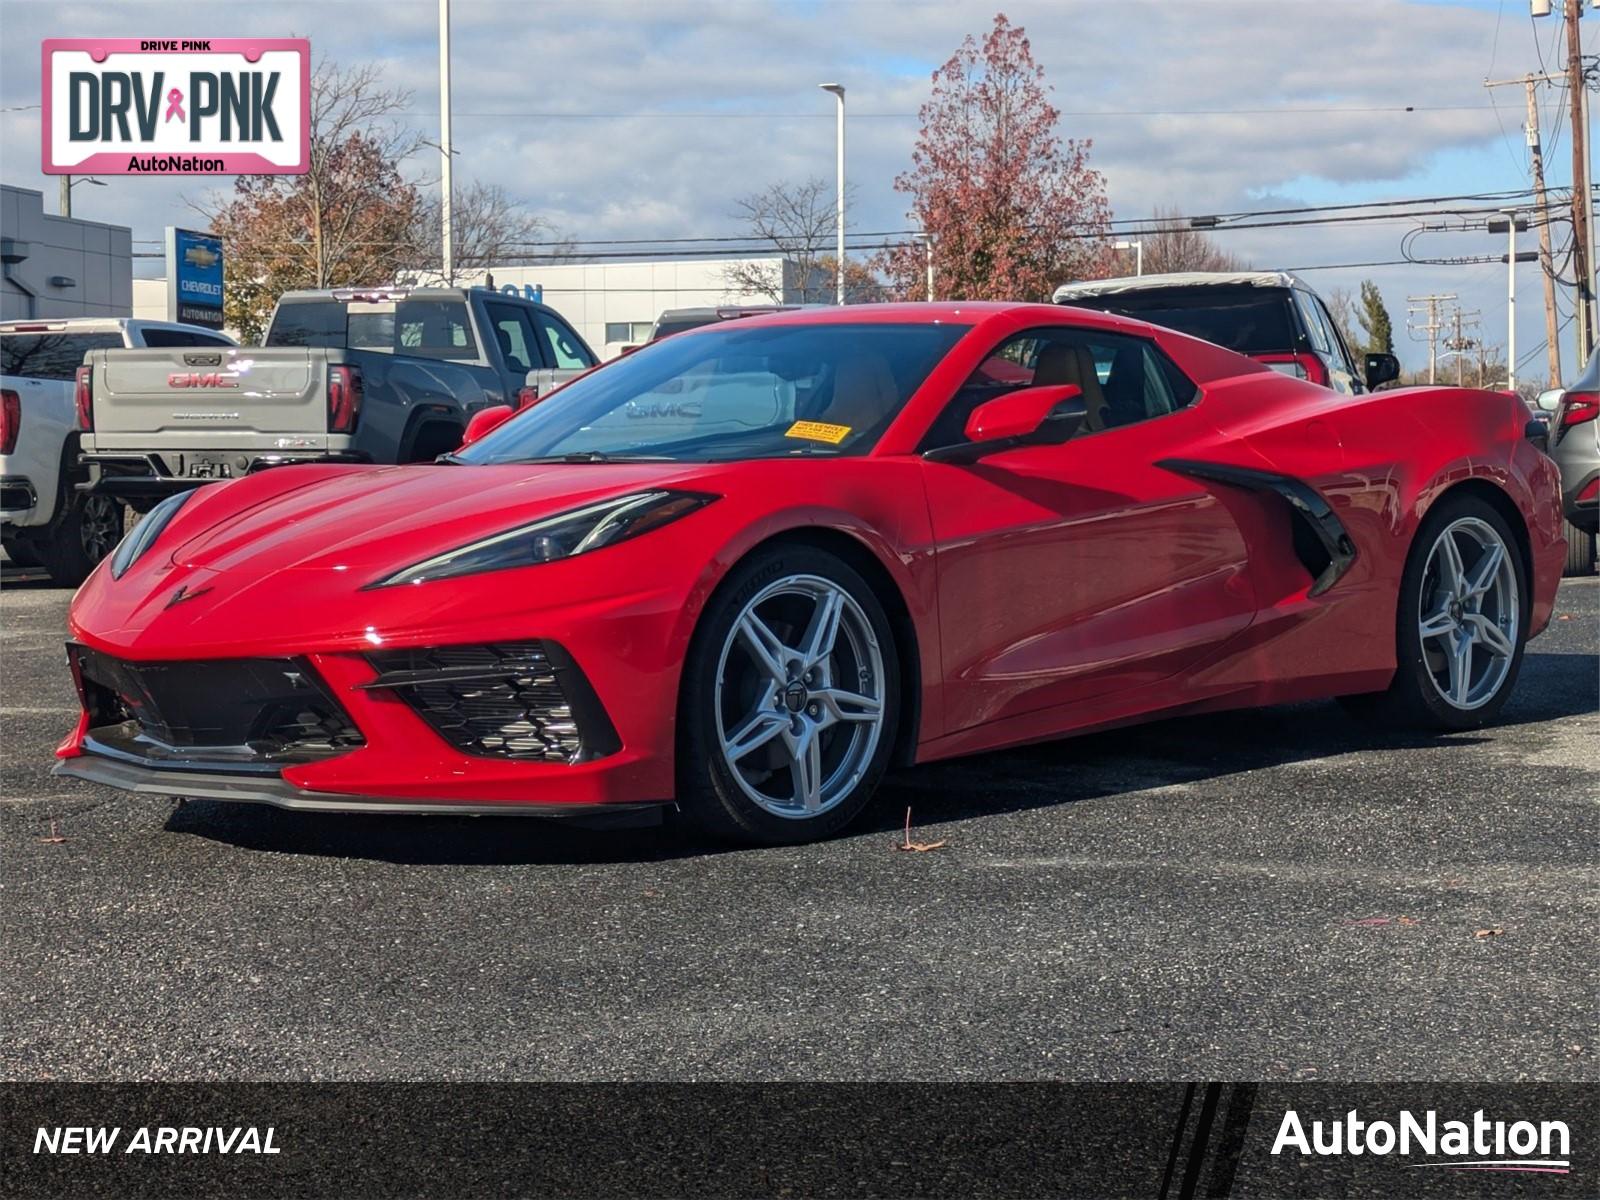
[1052,270,1305,302]
[695,300,1161,338]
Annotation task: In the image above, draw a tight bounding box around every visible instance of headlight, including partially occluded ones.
[369,490,717,588]
[109,489,196,579]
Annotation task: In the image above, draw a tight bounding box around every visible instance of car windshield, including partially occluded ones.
[1063,287,1296,355]
[458,321,969,464]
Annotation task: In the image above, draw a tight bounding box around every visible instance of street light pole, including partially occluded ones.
[819,83,846,304]
[60,176,71,219]
[1506,211,1518,394]
[1114,239,1143,276]
[439,0,455,284]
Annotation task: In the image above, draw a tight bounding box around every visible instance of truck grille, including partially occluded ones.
[71,645,364,773]
[363,641,619,763]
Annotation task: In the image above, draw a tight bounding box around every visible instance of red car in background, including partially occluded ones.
[56,303,1564,845]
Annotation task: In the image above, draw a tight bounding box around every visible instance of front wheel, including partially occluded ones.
[1343,495,1527,730]
[676,546,900,844]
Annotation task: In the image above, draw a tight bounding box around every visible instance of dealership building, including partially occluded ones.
[0,186,133,321]
[452,254,820,355]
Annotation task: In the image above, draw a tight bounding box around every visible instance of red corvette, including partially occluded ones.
[57,303,1565,844]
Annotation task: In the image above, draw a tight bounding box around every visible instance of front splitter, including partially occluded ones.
[53,754,667,826]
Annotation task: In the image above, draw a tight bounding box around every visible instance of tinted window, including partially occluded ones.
[265,301,345,348]
[459,322,968,464]
[532,311,593,369]
[484,302,538,374]
[1,333,122,380]
[924,327,1196,450]
[267,299,479,360]
[651,316,717,339]
[139,329,233,348]
[1063,287,1297,355]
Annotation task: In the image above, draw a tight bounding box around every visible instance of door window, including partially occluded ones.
[484,302,539,374]
[532,311,594,369]
[922,327,1197,451]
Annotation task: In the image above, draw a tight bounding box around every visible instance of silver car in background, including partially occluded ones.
[1547,351,1599,575]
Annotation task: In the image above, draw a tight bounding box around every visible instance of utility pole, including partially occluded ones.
[439,0,454,284]
[1566,0,1595,359]
[1485,72,1564,383]
[1408,293,1457,384]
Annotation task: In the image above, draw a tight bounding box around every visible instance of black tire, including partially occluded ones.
[1342,493,1528,731]
[36,493,125,586]
[676,544,900,845]
[1563,518,1596,576]
[2,538,39,567]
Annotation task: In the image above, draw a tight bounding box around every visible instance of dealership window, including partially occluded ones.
[604,321,654,345]
[921,327,1196,451]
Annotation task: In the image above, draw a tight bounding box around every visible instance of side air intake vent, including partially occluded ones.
[363,641,620,763]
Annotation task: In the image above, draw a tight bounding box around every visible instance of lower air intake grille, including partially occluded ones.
[71,644,364,773]
[364,641,619,763]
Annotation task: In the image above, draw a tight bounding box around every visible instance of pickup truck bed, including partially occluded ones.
[81,287,599,507]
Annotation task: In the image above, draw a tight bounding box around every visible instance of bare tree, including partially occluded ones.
[415,182,573,283]
[723,177,854,303]
[195,57,430,339]
[1139,205,1248,275]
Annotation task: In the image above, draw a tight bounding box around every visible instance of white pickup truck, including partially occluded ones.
[1,318,234,583]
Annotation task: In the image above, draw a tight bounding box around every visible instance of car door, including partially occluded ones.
[482,300,541,399]
[918,326,1258,734]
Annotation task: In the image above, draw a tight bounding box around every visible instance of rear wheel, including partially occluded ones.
[1343,495,1527,730]
[676,546,899,844]
[1563,518,1596,576]
[36,493,125,586]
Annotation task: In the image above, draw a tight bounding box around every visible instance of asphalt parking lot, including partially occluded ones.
[1,570,1595,1083]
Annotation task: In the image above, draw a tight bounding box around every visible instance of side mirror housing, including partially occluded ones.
[926,384,1086,463]
[1364,352,1401,390]
[460,404,514,448]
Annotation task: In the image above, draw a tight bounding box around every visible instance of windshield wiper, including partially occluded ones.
[513,451,675,464]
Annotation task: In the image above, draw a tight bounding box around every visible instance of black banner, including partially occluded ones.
[0,1084,1591,1198]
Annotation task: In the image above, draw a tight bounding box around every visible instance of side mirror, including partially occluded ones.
[1364,352,1401,390]
[460,404,514,448]
[1537,389,1565,413]
[926,384,1086,463]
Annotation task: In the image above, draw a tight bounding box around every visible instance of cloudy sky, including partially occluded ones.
[0,0,1590,379]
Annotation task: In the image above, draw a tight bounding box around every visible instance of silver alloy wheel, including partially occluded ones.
[713,573,886,819]
[78,496,122,564]
[1418,516,1519,710]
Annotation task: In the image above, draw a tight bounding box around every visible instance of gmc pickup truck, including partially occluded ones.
[2,317,234,582]
[79,286,599,509]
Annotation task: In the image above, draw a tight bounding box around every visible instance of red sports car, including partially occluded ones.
[56,303,1566,844]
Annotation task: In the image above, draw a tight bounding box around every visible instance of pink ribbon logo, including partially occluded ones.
[164,88,185,123]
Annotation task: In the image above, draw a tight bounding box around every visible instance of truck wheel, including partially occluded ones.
[2,537,40,567]
[1563,519,1596,576]
[38,494,125,586]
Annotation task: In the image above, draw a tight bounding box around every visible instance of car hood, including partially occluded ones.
[168,462,718,578]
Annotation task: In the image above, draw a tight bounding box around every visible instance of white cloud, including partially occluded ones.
[0,0,1578,376]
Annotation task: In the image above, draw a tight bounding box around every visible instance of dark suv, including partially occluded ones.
[1547,350,1598,574]
[1054,271,1399,395]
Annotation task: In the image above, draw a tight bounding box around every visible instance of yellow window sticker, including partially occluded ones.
[785,420,852,445]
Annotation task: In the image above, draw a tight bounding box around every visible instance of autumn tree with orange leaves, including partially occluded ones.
[878,14,1113,302]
